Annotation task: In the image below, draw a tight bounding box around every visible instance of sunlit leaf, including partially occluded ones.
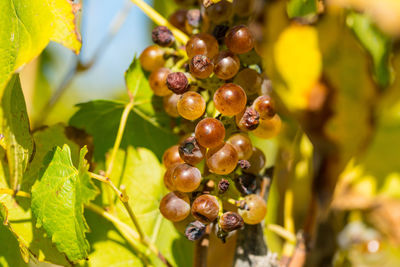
[287,0,318,18]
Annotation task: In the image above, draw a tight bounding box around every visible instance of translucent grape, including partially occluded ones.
[149,68,172,96]
[195,118,225,148]
[177,91,206,120]
[238,194,267,225]
[225,25,254,54]
[206,142,238,175]
[227,133,253,160]
[139,45,165,72]
[252,114,282,139]
[163,93,180,118]
[186,33,219,59]
[162,145,184,168]
[213,51,240,80]
[172,163,202,192]
[159,191,191,222]
[213,83,247,116]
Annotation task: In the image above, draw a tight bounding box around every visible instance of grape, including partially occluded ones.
[232,0,255,17]
[244,147,265,175]
[195,118,225,148]
[213,51,240,80]
[227,133,253,160]
[213,83,247,116]
[186,33,219,59]
[178,136,206,165]
[234,68,262,95]
[185,220,206,241]
[139,45,165,72]
[162,145,184,168]
[163,93,180,118]
[238,194,267,225]
[206,142,238,175]
[159,191,191,222]
[191,194,220,223]
[164,164,178,191]
[253,95,275,119]
[185,9,201,33]
[152,26,174,47]
[235,107,260,131]
[219,212,244,232]
[252,114,282,139]
[177,91,206,120]
[169,9,188,33]
[190,55,214,79]
[149,68,172,96]
[225,25,254,54]
[173,163,202,192]
[206,0,233,24]
[166,72,189,94]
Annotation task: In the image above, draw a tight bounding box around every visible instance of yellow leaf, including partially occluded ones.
[274,24,322,110]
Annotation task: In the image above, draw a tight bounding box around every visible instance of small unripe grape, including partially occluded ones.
[235,107,260,131]
[139,45,165,72]
[177,91,206,120]
[162,145,184,168]
[179,136,206,165]
[206,143,238,175]
[227,133,253,160]
[252,114,282,139]
[173,163,202,192]
[238,194,267,225]
[186,33,219,59]
[195,118,225,148]
[149,68,172,96]
[191,194,220,223]
[190,55,214,79]
[219,212,244,232]
[213,51,240,80]
[233,0,255,17]
[163,93,180,118]
[169,10,188,33]
[244,147,265,175]
[225,25,254,54]
[253,95,276,119]
[164,164,179,191]
[213,83,247,116]
[206,0,233,24]
[160,191,191,222]
[234,68,262,95]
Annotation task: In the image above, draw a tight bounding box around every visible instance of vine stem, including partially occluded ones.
[129,0,189,44]
[105,101,134,178]
[0,188,30,198]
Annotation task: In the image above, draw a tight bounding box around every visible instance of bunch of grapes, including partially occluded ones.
[140,0,281,242]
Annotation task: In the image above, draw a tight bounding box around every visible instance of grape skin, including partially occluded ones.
[227,133,253,160]
[139,45,165,72]
[172,163,202,192]
[238,194,267,225]
[206,142,238,175]
[213,83,247,116]
[162,145,184,168]
[160,191,191,222]
[177,91,206,120]
[195,118,226,148]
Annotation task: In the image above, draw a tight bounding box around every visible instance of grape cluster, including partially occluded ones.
[141,0,280,242]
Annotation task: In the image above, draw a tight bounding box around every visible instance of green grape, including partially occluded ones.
[179,136,206,165]
[234,68,262,95]
[195,118,225,148]
[186,33,219,59]
[213,83,247,116]
[190,55,214,79]
[177,91,206,120]
[206,0,233,24]
[159,191,191,222]
[206,142,238,175]
[191,194,220,223]
[225,25,254,54]
[252,114,282,139]
[162,145,184,168]
[252,95,275,119]
[213,51,240,80]
[227,133,253,160]
[244,147,265,175]
[163,93,180,118]
[238,194,267,225]
[139,45,165,72]
[173,163,202,192]
[149,68,172,96]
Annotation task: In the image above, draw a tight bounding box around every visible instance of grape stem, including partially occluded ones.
[0,188,30,198]
[129,0,189,44]
[267,224,296,243]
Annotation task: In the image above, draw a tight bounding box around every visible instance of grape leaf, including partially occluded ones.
[0,75,34,190]
[69,100,178,163]
[287,0,318,18]
[0,0,81,93]
[346,12,393,88]
[109,146,193,267]
[31,145,98,262]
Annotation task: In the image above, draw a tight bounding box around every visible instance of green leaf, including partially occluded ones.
[153,0,178,17]
[69,100,178,162]
[110,147,193,267]
[0,75,33,190]
[31,145,98,262]
[346,12,393,88]
[287,0,318,18]
[0,0,81,93]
